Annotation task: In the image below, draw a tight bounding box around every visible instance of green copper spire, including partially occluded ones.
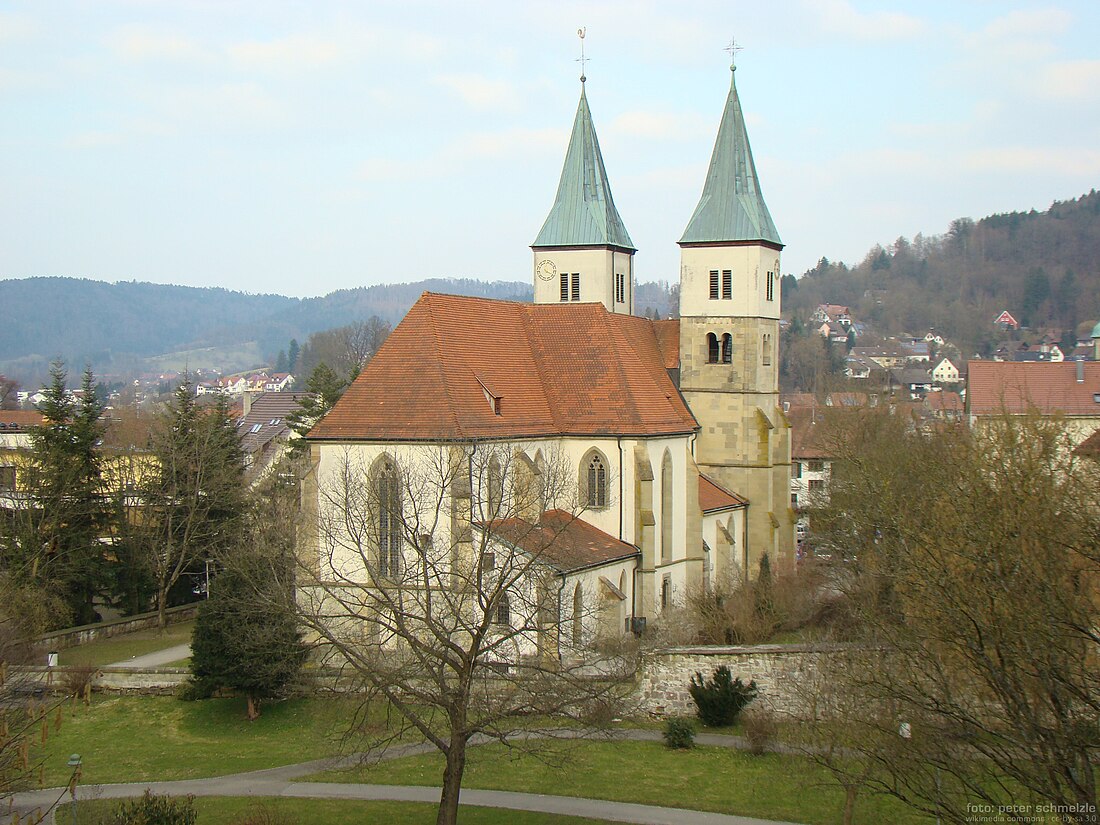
[533,85,635,251]
[679,66,782,247]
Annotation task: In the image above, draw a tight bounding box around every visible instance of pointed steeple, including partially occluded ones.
[533,85,635,251]
[679,66,782,247]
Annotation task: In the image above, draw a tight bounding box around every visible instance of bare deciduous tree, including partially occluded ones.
[806,409,1100,824]
[297,442,634,825]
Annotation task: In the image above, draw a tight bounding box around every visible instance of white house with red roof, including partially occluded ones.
[302,61,791,654]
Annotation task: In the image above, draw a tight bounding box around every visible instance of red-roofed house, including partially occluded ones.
[967,360,1100,446]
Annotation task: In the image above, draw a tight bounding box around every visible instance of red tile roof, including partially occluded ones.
[787,407,832,459]
[926,391,963,412]
[968,360,1100,416]
[1073,428,1100,457]
[651,320,680,371]
[699,474,747,512]
[0,411,45,431]
[483,509,639,573]
[309,294,698,441]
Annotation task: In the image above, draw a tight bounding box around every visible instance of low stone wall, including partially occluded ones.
[36,603,201,653]
[635,644,834,717]
[8,666,190,695]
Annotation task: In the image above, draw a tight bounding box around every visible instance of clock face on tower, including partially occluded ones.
[536,259,557,281]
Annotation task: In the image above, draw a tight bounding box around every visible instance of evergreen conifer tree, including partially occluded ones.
[190,559,307,720]
[22,363,110,625]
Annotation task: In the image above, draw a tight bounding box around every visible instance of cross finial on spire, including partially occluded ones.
[577,27,588,83]
[724,36,743,71]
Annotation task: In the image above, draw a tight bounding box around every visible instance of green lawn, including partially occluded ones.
[56,797,616,824]
[40,695,353,786]
[311,739,933,825]
[58,620,195,667]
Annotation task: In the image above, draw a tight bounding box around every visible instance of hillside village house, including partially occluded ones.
[967,355,1100,448]
[931,357,961,383]
[302,61,792,651]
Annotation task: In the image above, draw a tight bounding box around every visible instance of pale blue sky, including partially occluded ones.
[2,1,1098,297]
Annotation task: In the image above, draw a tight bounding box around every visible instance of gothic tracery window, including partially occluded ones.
[584,451,608,509]
[375,458,402,577]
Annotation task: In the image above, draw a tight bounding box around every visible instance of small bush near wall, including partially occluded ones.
[663,717,696,749]
[741,704,779,754]
[688,665,757,727]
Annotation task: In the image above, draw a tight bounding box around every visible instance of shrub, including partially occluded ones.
[111,791,197,825]
[60,665,97,703]
[663,717,695,749]
[688,665,757,727]
[741,704,779,755]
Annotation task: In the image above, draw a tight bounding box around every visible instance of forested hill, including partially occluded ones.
[784,190,1100,356]
[0,277,530,382]
[0,276,679,384]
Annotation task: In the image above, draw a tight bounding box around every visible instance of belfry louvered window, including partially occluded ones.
[571,273,580,301]
[722,270,732,299]
[560,273,569,302]
[709,271,719,300]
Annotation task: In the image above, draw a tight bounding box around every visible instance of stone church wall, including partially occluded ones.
[635,643,835,717]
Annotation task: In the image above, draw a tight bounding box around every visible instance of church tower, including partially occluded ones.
[532,79,635,314]
[678,59,794,573]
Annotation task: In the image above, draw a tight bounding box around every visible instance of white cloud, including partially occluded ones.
[228,36,348,71]
[981,8,1072,39]
[964,146,1100,177]
[448,127,564,160]
[1033,60,1100,101]
[608,110,709,142]
[0,12,35,43]
[357,157,429,183]
[436,73,519,111]
[106,26,212,64]
[156,82,285,127]
[801,0,926,41]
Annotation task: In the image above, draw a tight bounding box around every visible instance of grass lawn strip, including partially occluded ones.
[309,739,932,825]
[41,695,354,786]
[58,620,195,667]
[55,797,617,824]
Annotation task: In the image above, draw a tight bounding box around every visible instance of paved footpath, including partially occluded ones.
[12,730,807,825]
[106,643,191,669]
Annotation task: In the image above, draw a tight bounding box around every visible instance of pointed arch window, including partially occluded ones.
[495,592,511,626]
[762,334,772,367]
[707,333,719,364]
[375,458,402,577]
[584,451,608,509]
[721,333,733,364]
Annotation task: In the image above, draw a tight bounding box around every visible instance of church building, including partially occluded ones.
[304,59,793,641]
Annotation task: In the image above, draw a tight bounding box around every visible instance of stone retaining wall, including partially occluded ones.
[635,644,835,717]
[37,603,201,652]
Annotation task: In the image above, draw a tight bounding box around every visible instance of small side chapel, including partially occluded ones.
[304,55,794,640]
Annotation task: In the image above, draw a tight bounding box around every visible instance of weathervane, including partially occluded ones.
[724,36,744,71]
[577,27,588,83]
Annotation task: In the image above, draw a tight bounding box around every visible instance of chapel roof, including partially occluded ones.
[308,293,697,441]
[483,509,639,574]
[532,85,635,251]
[699,473,747,512]
[679,67,782,247]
